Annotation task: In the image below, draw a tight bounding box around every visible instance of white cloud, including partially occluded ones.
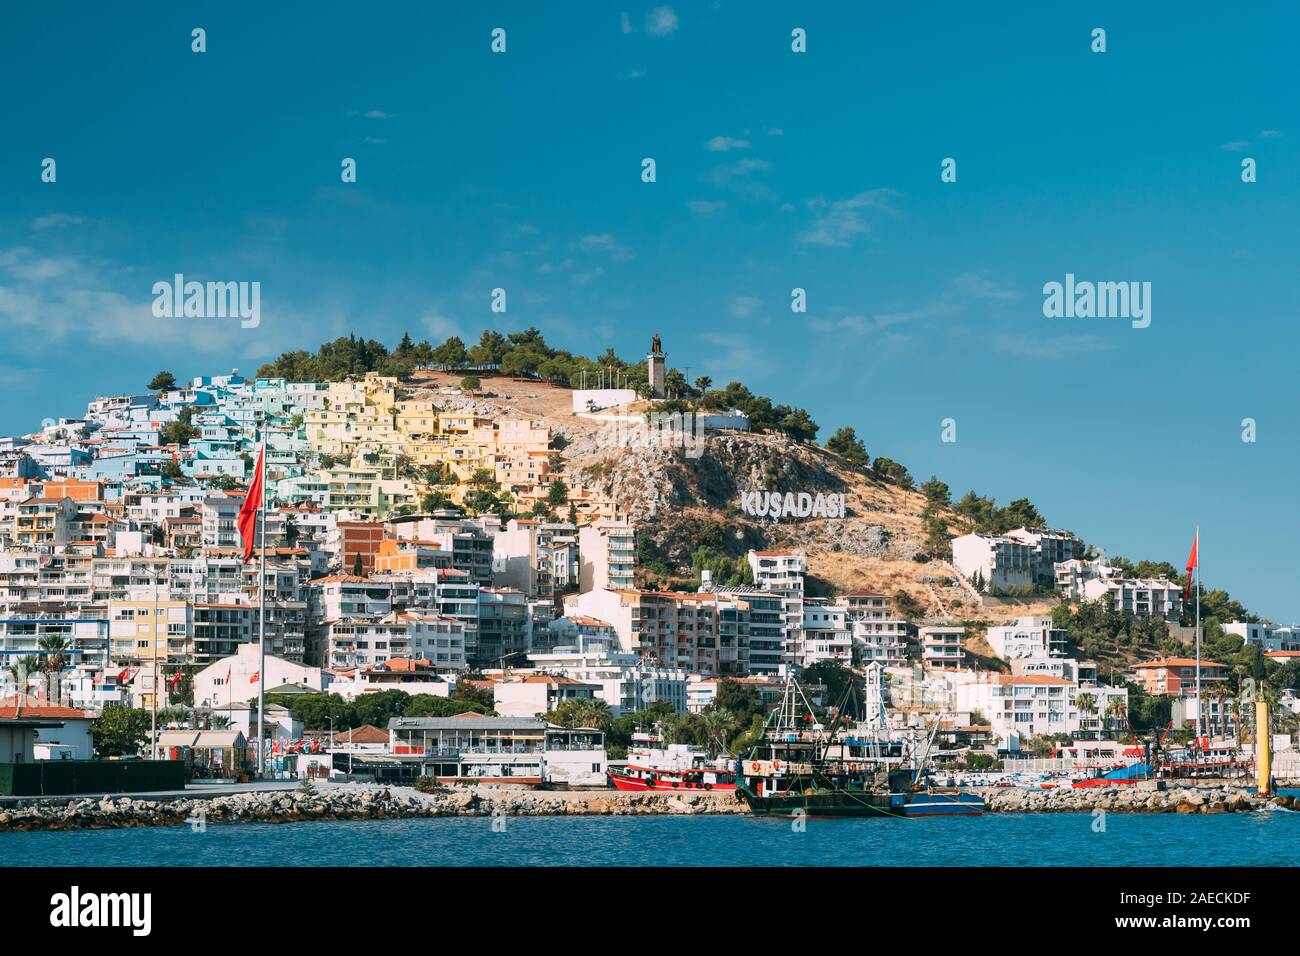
[797,189,898,247]
[728,295,761,318]
[705,135,751,152]
[577,233,634,262]
[1260,129,1282,139]
[953,272,1021,302]
[620,12,634,33]
[687,200,726,215]
[645,6,679,36]
[30,213,85,231]
[363,110,396,120]
[1220,140,1251,151]
[992,333,1116,360]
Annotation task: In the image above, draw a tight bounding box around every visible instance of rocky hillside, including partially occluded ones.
[405,371,1056,627]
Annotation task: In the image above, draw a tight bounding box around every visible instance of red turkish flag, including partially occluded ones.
[1184,530,1198,598]
[237,445,265,562]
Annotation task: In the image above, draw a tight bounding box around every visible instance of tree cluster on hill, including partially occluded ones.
[951,491,1048,534]
[258,329,819,441]
[821,427,915,488]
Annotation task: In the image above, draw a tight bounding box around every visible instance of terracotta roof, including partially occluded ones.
[330,724,389,744]
[0,696,93,719]
[1136,658,1229,669]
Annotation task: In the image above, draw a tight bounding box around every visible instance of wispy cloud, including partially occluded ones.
[705,135,751,152]
[645,6,679,36]
[797,189,898,247]
[728,295,761,318]
[686,200,726,215]
[577,233,635,262]
[1220,140,1251,151]
[992,333,1116,360]
[1260,129,1283,139]
[30,213,85,231]
[953,272,1021,302]
[705,158,774,200]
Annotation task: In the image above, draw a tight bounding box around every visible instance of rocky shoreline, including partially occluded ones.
[0,781,1294,832]
[978,781,1295,815]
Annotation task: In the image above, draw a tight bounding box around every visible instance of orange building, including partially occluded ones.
[1133,657,1230,696]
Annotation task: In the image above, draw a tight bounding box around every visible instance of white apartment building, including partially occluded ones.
[1081,576,1183,622]
[844,592,910,667]
[578,519,636,592]
[1005,527,1076,586]
[1054,557,1116,600]
[1224,621,1300,653]
[527,639,689,715]
[919,624,965,670]
[986,616,1070,660]
[951,533,1036,591]
[795,599,852,667]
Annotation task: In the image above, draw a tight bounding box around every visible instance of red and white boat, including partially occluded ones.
[608,732,737,792]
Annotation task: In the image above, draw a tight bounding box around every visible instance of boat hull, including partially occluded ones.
[608,771,736,793]
[903,792,985,816]
[738,787,905,817]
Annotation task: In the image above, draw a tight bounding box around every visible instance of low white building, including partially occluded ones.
[194,642,323,709]
[1224,621,1300,653]
[493,674,601,718]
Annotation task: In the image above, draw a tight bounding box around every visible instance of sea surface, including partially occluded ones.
[4,808,1298,866]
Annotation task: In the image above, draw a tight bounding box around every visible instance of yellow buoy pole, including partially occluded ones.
[1255,699,1271,796]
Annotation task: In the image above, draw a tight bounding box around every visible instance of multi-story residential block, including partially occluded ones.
[844,592,910,667]
[986,615,1070,660]
[1081,576,1183,622]
[525,636,689,715]
[951,533,1036,591]
[795,599,852,667]
[578,519,636,592]
[1224,620,1300,652]
[1004,527,1077,586]
[566,588,750,676]
[919,624,965,670]
[1133,657,1230,696]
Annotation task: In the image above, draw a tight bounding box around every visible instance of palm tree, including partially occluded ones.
[1077,693,1097,738]
[37,635,70,705]
[5,655,40,708]
[699,706,735,757]
[1211,684,1230,739]
[1106,698,1127,738]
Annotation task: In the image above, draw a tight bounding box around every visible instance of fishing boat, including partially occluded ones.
[735,675,914,817]
[608,731,737,792]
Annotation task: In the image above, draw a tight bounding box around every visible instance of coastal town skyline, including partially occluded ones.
[2,5,1296,623]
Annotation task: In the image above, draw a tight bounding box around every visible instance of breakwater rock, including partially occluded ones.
[0,784,746,832]
[978,782,1292,814]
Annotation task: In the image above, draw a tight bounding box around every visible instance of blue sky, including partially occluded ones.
[2,3,1297,621]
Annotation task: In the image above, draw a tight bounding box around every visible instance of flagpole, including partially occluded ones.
[257,420,267,776]
[1194,525,1201,743]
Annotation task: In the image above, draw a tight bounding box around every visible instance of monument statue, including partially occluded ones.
[651,333,662,355]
